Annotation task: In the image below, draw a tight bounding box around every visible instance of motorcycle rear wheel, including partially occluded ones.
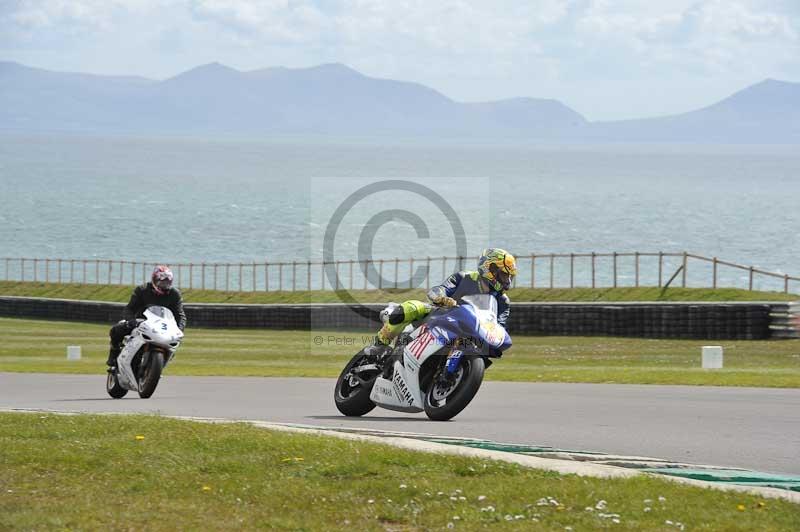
[138,350,164,399]
[106,369,128,399]
[334,352,378,416]
[424,356,485,421]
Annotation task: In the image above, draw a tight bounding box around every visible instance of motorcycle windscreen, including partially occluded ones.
[144,305,175,322]
[460,294,497,321]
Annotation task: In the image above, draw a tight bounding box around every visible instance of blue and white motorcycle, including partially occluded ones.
[334,294,512,421]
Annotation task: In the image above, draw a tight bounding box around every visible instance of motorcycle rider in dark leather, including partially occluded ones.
[106,265,186,368]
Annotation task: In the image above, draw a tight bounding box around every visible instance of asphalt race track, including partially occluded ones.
[2,373,798,476]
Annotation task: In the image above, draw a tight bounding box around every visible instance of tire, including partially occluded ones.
[106,369,128,399]
[137,350,164,399]
[424,357,485,421]
[334,352,378,417]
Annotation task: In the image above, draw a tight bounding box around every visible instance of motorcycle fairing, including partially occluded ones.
[369,364,423,413]
[369,324,449,411]
[117,331,144,391]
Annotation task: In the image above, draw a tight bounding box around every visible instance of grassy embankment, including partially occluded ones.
[1,413,797,530]
[2,317,798,387]
[0,280,797,303]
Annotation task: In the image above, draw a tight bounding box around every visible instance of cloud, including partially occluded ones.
[0,0,166,47]
[4,0,159,30]
[0,0,798,118]
[188,0,328,44]
[180,0,569,56]
[4,0,795,66]
[572,0,798,73]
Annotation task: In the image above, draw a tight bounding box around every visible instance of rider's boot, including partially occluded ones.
[365,328,397,377]
[363,335,390,359]
[106,344,121,370]
[381,350,402,379]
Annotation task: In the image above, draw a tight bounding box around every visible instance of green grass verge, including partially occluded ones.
[1,413,797,530]
[1,281,796,303]
[2,317,799,387]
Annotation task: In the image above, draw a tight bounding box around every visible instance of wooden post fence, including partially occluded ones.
[569,253,574,288]
[712,257,718,289]
[681,252,687,287]
[3,253,798,294]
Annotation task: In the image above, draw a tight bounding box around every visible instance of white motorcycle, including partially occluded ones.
[334,294,512,421]
[106,306,183,399]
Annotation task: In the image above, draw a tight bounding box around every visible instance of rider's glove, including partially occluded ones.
[431,294,457,308]
[127,318,142,329]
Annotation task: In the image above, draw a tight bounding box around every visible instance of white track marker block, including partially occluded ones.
[66,346,82,361]
[702,346,723,369]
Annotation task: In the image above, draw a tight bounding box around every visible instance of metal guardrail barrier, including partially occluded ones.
[1,252,798,294]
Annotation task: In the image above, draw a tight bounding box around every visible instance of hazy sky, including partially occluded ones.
[2,0,798,120]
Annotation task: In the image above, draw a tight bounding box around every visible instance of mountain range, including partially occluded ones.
[1,61,798,143]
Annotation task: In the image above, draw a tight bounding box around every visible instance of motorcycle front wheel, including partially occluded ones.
[106,369,128,399]
[334,352,378,416]
[424,356,485,421]
[138,350,164,399]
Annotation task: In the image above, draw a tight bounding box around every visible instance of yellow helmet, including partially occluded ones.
[478,248,517,291]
